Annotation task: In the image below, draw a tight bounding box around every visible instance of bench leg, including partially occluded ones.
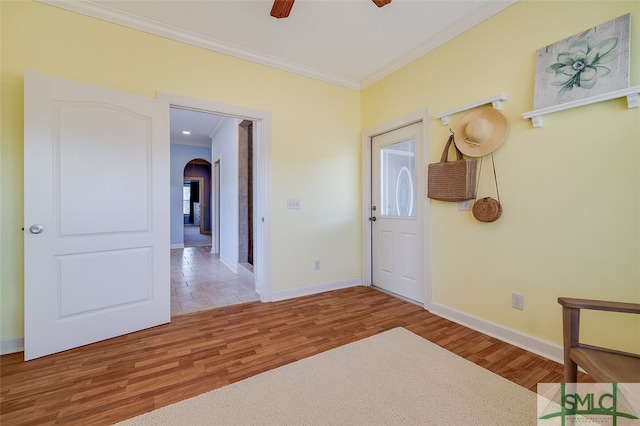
[562,306,580,383]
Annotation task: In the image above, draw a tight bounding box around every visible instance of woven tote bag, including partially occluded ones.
[427,134,477,202]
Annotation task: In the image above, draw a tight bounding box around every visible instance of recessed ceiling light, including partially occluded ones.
[182,130,191,135]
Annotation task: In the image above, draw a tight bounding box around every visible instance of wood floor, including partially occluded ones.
[1,286,589,425]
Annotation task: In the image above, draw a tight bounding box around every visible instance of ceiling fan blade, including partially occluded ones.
[372,0,391,7]
[271,0,295,18]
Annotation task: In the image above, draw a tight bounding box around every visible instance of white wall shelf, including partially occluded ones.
[522,86,640,128]
[434,93,508,126]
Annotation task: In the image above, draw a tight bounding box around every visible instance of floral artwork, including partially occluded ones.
[533,14,630,110]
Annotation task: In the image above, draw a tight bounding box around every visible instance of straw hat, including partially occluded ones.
[453,107,508,157]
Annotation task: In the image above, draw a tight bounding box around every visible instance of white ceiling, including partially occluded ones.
[40,0,516,144]
[170,107,227,147]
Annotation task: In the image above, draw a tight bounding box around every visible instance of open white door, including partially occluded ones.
[24,71,170,360]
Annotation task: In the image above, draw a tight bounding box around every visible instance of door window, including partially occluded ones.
[380,139,415,218]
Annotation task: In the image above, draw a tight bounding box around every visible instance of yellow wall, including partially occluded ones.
[2,0,639,355]
[0,1,361,339]
[363,0,640,352]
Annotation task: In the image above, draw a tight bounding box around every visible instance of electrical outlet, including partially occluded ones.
[314,260,320,270]
[512,293,524,310]
[287,199,301,210]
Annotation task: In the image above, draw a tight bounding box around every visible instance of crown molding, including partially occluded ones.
[360,0,518,89]
[208,117,228,141]
[37,0,517,91]
[37,0,361,90]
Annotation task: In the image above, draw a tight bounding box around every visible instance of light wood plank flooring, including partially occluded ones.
[0,286,590,425]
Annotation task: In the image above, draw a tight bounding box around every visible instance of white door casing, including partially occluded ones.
[212,160,221,255]
[24,71,170,360]
[157,92,272,302]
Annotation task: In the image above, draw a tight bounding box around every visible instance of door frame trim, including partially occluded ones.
[158,92,272,302]
[362,109,431,310]
[212,159,221,255]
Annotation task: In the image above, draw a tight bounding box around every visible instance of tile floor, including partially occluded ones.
[182,224,212,247]
[170,245,260,316]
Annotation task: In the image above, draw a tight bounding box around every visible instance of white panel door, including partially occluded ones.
[24,71,170,360]
[371,122,423,303]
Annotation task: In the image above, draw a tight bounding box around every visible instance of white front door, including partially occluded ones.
[24,71,170,360]
[371,122,423,303]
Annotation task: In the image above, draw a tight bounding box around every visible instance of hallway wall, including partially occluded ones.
[211,119,240,272]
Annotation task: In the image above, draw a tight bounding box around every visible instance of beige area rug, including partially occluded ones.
[117,327,536,425]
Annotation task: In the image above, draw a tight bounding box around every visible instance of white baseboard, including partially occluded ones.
[1,290,560,363]
[220,256,238,274]
[428,301,563,364]
[1,337,24,355]
[170,243,185,249]
[271,278,363,302]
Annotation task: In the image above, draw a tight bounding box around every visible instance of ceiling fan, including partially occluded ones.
[270,0,392,19]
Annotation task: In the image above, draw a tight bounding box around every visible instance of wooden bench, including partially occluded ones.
[558,297,640,383]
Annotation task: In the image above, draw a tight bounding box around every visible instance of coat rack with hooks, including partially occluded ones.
[434,93,508,126]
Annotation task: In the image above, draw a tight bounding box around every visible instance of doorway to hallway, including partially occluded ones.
[163,92,272,304]
[169,105,265,317]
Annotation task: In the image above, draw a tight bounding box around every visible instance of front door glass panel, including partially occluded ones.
[380,139,415,218]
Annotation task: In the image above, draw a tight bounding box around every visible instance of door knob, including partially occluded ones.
[29,224,44,234]
[369,216,377,222]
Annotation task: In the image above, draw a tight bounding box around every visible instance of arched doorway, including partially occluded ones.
[183,159,212,247]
